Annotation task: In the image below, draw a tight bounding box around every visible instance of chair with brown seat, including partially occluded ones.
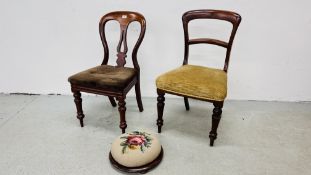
[156,9,241,146]
[68,11,146,133]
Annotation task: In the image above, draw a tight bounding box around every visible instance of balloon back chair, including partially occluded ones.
[156,9,241,146]
[68,11,146,133]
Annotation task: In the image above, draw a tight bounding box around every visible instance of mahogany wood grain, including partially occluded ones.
[157,9,241,146]
[70,11,146,133]
[182,9,241,72]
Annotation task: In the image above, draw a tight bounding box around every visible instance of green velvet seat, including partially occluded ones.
[156,65,227,102]
[155,10,242,146]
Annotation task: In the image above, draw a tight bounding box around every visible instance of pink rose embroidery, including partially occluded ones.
[120,131,152,154]
[127,135,146,145]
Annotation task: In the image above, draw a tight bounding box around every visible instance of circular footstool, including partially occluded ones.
[109,130,163,174]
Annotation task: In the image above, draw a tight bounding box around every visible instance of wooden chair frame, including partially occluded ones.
[70,11,146,133]
[156,9,241,146]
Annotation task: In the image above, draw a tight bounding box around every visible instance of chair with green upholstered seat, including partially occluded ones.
[156,9,241,146]
[68,11,146,133]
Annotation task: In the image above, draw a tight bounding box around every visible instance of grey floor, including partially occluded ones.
[0,94,310,175]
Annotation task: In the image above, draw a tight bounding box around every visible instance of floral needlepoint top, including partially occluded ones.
[120,131,152,154]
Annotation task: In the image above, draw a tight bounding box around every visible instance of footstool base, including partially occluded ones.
[109,147,163,174]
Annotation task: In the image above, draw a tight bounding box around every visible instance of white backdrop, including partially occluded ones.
[0,0,311,101]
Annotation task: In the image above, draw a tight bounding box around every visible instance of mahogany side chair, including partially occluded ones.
[156,9,241,146]
[68,11,146,133]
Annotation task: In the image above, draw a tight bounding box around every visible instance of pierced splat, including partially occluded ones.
[69,11,146,133]
[116,27,128,67]
[116,52,127,67]
[99,11,146,69]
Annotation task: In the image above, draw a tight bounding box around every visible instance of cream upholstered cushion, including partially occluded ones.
[111,131,161,167]
[156,65,227,101]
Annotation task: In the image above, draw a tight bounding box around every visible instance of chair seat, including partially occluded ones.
[68,65,137,91]
[156,65,227,101]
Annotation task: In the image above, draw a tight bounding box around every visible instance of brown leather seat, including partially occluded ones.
[69,65,137,91]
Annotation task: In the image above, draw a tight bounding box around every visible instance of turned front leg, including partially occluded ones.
[73,91,85,127]
[117,97,127,133]
[209,102,223,146]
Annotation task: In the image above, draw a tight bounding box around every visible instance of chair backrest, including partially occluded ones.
[99,11,146,70]
[182,9,241,72]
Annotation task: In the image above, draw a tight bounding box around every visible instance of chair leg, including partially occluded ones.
[73,91,85,127]
[157,89,165,133]
[135,81,144,112]
[108,96,117,107]
[209,101,223,146]
[117,96,127,134]
[184,97,190,111]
